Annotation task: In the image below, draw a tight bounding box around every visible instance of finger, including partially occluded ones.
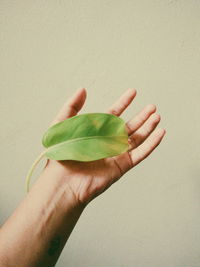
[129,128,166,167]
[50,88,87,126]
[126,104,156,135]
[129,113,161,148]
[106,88,137,116]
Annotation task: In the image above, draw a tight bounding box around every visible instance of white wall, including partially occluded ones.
[0,1,200,266]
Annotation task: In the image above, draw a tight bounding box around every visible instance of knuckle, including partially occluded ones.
[110,109,119,116]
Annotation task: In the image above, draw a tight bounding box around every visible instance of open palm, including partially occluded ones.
[44,88,166,205]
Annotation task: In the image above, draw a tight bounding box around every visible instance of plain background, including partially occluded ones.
[0,1,200,266]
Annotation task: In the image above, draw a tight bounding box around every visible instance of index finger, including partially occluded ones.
[106,88,137,116]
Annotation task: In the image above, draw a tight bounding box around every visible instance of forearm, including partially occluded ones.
[0,165,86,267]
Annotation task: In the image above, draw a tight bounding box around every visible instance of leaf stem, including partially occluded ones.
[25,150,47,193]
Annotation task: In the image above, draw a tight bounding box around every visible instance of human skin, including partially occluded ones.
[0,88,166,266]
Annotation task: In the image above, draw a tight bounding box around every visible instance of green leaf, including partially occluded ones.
[25,113,129,192]
[42,113,129,161]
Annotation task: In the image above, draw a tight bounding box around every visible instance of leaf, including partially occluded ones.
[42,112,129,161]
[25,113,129,192]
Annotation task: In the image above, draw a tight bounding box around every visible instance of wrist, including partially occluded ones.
[32,161,87,212]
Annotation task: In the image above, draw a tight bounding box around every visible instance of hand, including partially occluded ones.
[44,88,166,206]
